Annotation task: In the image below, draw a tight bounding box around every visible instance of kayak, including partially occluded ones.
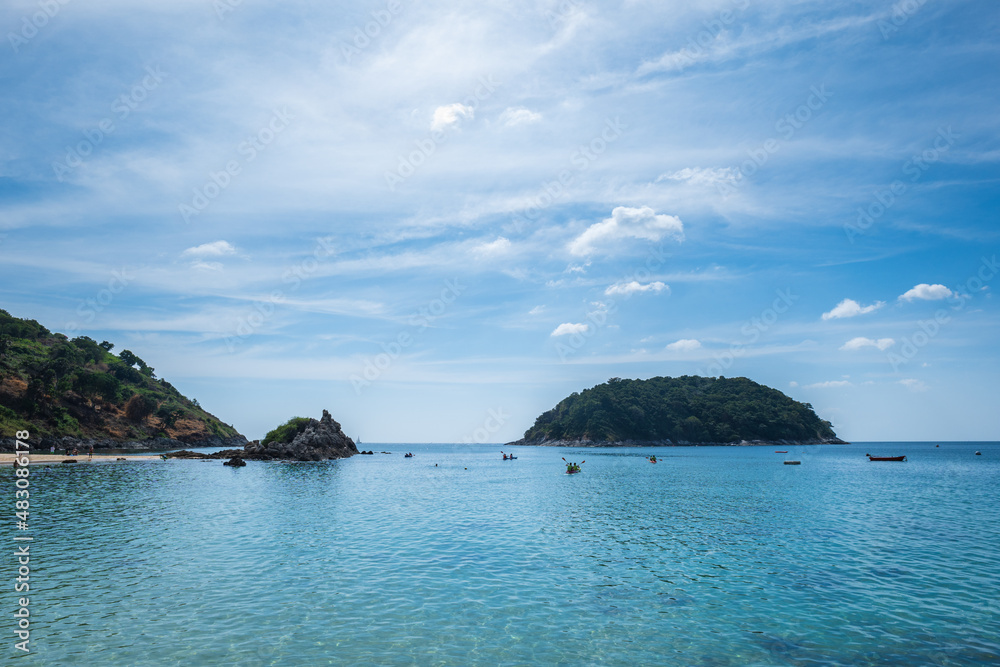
[566,469,580,474]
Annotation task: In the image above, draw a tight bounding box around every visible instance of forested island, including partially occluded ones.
[0,309,245,451]
[509,376,846,446]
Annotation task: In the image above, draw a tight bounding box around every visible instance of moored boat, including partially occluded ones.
[867,454,906,462]
[783,460,801,465]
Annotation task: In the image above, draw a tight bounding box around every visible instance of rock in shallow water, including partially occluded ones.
[241,410,358,461]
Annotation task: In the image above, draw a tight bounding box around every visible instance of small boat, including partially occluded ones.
[775,450,788,453]
[975,451,982,456]
[566,468,581,474]
[783,460,801,465]
[404,453,413,458]
[867,455,906,462]
[503,455,517,460]
[648,456,657,463]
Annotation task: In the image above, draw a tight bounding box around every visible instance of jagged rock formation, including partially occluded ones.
[242,410,357,461]
[178,410,357,462]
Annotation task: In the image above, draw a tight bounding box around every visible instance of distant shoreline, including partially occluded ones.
[507,438,850,447]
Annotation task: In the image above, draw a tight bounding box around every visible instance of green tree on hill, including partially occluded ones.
[520,376,840,444]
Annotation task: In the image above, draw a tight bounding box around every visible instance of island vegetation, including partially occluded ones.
[0,309,243,448]
[512,375,845,446]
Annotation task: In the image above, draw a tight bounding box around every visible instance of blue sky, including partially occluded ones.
[1,0,998,442]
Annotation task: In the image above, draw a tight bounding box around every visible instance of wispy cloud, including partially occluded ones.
[656,167,739,187]
[474,236,512,257]
[181,241,237,258]
[804,380,852,389]
[840,336,895,351]
[604,280,667,296]
[822,298,884,320]
[898,378,929,392]
[499,107,541,127]
[665,338,701,352]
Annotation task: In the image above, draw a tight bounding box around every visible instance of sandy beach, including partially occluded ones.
[0,453,165,465]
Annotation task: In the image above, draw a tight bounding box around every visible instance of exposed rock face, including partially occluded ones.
[223,456,246,467]
[242,410,357,461]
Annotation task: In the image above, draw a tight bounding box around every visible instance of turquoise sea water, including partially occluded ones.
[3,442,999,665]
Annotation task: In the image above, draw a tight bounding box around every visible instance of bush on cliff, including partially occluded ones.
[262,417,312,446]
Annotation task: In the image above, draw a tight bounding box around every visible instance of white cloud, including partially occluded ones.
[821,298,884,320]
[789,381,799,387]
[899,284,953,302]
[656,167,739,187]
[181,240,237,258]
[665,338,701,352]
[898,378,929,392]
[804,380,852,389]
[431,103,474,131]
[499,107,541,127]
[551,322,589,336]
[190,261,224,272]
[528,305,545,316]
[474,236,511,257]
[569,206,683,256]
[840,336,895,351]
[604,280,668,296]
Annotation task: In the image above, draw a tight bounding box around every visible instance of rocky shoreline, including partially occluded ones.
[506,437,849,447]
[166,409,357,462]
[0,433,248,453]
